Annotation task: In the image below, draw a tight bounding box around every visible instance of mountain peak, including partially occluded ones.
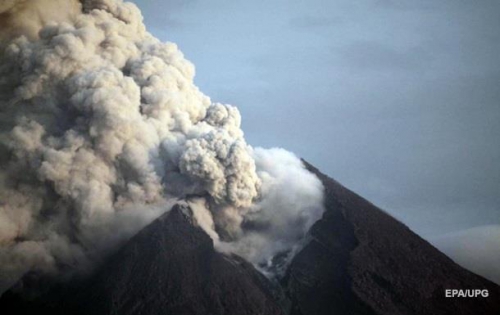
[1,203,286,315]
[282,161,500,315]
[2,165,499,315]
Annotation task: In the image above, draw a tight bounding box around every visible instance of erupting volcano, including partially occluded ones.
[0,1,498,314]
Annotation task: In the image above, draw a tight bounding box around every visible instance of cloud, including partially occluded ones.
[0,0,325,293]
[0,0,82,42]
[431,225,500,285]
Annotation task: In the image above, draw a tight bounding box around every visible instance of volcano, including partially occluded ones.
[1,1,499,314]
[1,163,498,315]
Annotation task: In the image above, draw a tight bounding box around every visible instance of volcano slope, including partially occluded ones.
[0,204,287,315]
[282,162,500,315]
[1,163,499,315]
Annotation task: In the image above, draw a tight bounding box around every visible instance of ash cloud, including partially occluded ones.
[0,0,324,292]
[0,0,81,43]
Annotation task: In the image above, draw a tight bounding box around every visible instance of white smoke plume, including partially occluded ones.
[218,148,325,275]
[0,0,324,292]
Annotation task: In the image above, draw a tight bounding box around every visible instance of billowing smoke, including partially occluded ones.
[0,0,82,42]
[0,0,324,292]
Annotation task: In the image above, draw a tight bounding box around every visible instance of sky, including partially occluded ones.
[130,0,500,239]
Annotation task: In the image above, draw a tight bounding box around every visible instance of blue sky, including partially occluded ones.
[131,0,500,238]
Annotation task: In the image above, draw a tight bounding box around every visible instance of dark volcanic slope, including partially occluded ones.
[2,164,500,315]
[283,161,500,315]
[1,205,286,315]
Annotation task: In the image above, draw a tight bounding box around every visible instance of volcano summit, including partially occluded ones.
[1,164,499,315]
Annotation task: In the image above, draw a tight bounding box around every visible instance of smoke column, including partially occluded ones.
[0,0,324,292]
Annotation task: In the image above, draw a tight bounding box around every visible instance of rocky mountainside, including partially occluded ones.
[1,164,499,315]
[283,162,500,315]
[1,205,287,315]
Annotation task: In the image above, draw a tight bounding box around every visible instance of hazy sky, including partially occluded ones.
[131,0,500,238]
